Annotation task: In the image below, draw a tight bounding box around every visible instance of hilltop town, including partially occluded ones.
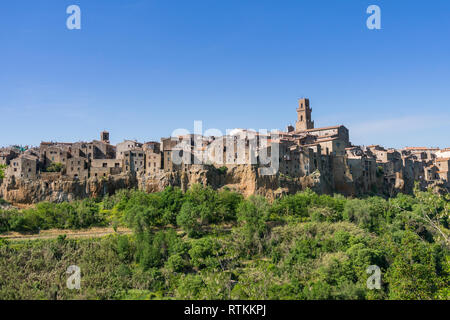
[1,99,449,204]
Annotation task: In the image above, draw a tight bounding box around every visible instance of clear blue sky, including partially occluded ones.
[1,0,449,149]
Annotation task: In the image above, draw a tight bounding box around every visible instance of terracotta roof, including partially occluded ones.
[436,158,450,162]
[404,147,440,151]
[301,137,339,146]
[21,154,38,160]
[315,137,340,143]
[305,125,344,132]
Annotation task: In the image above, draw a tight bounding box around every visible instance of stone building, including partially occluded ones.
[435,158,449,182]
[1,102,448,198]
[403,147,439,161]
[100,131,110,144]
[0,148,18,165]
[295,98,314,131]
[71,142,90,158]
[90,159,122,177]
[123,149,145,174]
[66,157,89,180]
[278,143,318,177]
[8,154,38,180]
[116,140,143,160]
[424,165,440,182]
[144,142,163,175]
[436,148,450,159]
[436,158,449,172]
[344,146,377,194]
[161,137,182,172]
[88,140,116,160]
[39,142,71,170]
[293,100,349,156]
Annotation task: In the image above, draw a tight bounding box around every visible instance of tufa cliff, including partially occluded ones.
[0,165,331,204]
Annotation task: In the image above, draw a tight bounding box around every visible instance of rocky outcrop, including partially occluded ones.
[0,165,331,204]
[0,174,137,204]
[140,165,331,201]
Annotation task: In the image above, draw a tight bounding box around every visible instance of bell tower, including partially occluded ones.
[101,130,110,144]
[295,98,314,131]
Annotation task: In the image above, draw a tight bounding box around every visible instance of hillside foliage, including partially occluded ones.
[0,185,448,300]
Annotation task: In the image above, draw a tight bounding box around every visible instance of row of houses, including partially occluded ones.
[1,99,448,196]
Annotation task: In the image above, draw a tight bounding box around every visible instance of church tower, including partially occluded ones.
[101,130,110,144]
[295,98,314,131]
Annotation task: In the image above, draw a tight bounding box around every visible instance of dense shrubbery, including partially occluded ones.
[0,184,448,300]
[45,162,64,173]
[0,164,6,180]
[0,199,108,232]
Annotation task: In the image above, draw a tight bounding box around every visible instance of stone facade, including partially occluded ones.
[8,155,38,180]
[0,148,19,166]
[66,157,89,180]
[295,98,314,131]
[116,140,143,160]
[0,98,449,202]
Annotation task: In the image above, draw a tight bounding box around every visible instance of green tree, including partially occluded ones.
[160,186,184,225]
[177,202,203,238]
[46,162,64,173]
[236,195,269,256]
[189,237,221,270]
[385,231,441,299]
[413,185,449,246]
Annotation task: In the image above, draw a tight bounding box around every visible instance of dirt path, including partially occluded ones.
[0,222,235,242]
[0,227,132,241]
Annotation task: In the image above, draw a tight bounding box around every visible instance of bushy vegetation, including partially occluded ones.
[0,164,6,180]
[0,184,448,300]
[0,199,108,232]
[45,162,64,173]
